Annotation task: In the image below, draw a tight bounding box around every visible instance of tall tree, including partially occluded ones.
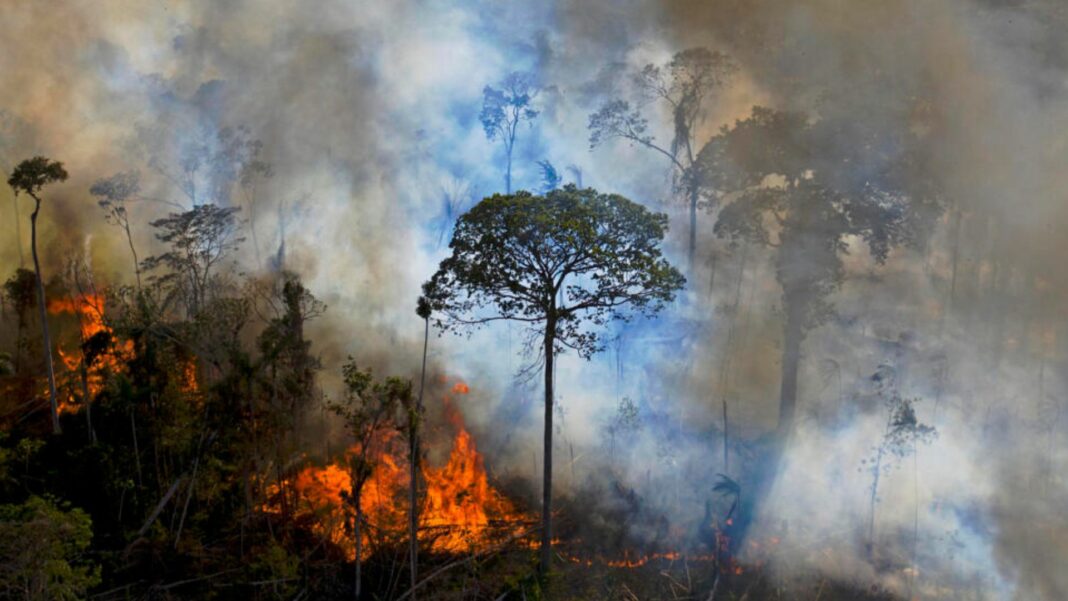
[8,156,68,434]
[90,171,144,289]
[409,296,432,598]
[480,72,539,194]
[421,185,685,575]
[589,48,736,271]
[141,204,245,317]
[706,107,939,434]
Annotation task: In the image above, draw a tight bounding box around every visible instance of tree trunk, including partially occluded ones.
[81,362,96,444]
[539,314,556,577]
[410,316,429,598]
[30,198,60,434]
[355,501,363,600]
[12,194,24,267]
[778,312,803,435]
[124,222,142,289]
[505,148,513,195]
[688,186,698,274]
[131,410,143,487]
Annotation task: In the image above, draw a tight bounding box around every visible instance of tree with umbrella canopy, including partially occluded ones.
[420,184,685,577]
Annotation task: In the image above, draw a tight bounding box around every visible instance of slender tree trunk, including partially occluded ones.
[688,186,698,274]
[30,197,60,434]
[124,222,141,289]
[778,312,803,435]
[539,314,556,577]
[410,316,429,598]
[355,500,363,600]
[505,146,513,195]
[12,194,24,268]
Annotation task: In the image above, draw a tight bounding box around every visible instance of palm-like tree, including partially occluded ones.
[8,156,68,434]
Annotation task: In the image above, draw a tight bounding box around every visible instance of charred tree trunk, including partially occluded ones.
[778,310,804,435]
[29,195,60,434]
[540,311,556,577]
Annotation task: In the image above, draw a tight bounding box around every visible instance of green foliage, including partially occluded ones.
[248,540,300,599]
[2,269,36,313]
[329,360,411,499]
[423,185,685,358]
[7,156,68,198]
[0,496,100,601]
[0,432,44,490]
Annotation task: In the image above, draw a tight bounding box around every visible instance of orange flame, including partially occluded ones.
[47,294,134,413]
[272,379,527,559]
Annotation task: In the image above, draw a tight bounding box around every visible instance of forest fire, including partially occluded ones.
[46,293,134,413]
[274,380,528,559]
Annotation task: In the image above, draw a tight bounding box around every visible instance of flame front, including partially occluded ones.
[47,294,134,413]
[273,380,527,559]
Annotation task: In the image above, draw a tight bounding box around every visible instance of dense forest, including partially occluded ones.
[1,1,1067,600]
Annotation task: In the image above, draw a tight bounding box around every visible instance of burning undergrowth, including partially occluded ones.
[266,379,531,560]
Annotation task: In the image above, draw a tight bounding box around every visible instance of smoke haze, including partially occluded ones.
[2,1,1067,598]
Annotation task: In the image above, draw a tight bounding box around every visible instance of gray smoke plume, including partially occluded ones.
[1,1,1066,598]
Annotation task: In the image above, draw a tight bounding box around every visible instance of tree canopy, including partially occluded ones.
[422,185,685,357]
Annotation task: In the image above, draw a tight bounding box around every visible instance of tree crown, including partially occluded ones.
[422,185,685,358]
[7,156,68,198]
[480,72,539,143]
[707,106,941,329]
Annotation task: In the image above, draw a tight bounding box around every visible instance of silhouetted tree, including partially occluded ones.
[421,185,685,575]
[708,107,938,434]
[589,48,736,270]
[90,171,144,288]
[480,72,539,194]
[8,156,68,434]
[139,123,265,209]
[141,204,244,316]
[860,367,936,560]
[537,159,561,193]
